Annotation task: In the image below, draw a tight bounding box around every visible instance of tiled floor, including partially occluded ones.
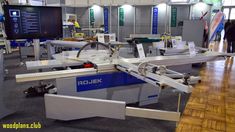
[176,41,235,132]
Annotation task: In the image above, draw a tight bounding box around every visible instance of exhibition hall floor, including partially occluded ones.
[177,41,235,132]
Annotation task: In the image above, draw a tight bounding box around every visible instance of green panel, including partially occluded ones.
[90,8,95,27]
[133,38,161,43]
[203,0,221,4]
[119,7,124,26]
[171,7,177,27]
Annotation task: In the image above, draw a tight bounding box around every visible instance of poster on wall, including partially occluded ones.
[119,7,124,26]
[90,8,95,27]
[152,7,158,34]
[171,7,177,27]
[104,7,109,33]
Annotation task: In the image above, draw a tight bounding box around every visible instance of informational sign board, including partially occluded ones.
[137,44,146,59]
[171,7,177,27]
[104,7,109,33]
[188,41,196,56]
[97,34,105,43]
[172,39,177,48]
[119,7,124,26]
[97,33,116,43]
[3,5,62,39]
[109,33,116,42]
[152,7,158,34]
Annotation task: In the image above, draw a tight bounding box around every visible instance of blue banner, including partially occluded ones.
[76,72,145,92]
[152,7,158,34]
[104,7,109,33]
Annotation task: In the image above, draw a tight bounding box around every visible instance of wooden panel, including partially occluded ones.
[45,94,126,121]
[126,107,180,122]
[176,59,235,131]
[176,41,235,132]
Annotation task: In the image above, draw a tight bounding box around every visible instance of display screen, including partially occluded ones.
[3,5,62,39]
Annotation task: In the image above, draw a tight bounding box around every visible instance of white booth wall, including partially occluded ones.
[155,3,169,34]
[90,5,104,27]
[118,5,135,41]
[191,2,211,23]
[110,6,118,39]
[61,3,212,40]
[135,6,152,34]
[170,5,191,36]
[75,7,90,28]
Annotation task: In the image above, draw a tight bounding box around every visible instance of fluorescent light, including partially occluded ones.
[194,2,208,12]
[91,5,101,10]
[120,4,133,12]
[156,3,167,9]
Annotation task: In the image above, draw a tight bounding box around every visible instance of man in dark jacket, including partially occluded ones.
[225,20,235,53]
[224,19,231,41]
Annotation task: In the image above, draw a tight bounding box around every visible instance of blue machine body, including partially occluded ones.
[76,72,145,92]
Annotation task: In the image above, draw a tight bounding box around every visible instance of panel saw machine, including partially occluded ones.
[16,41,233,122]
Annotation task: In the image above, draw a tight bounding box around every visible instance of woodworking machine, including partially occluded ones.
[15,41,232,122]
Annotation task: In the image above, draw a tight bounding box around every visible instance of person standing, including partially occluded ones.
[224,19,231,41]
[225,20,235,53]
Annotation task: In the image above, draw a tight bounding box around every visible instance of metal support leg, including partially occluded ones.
[176,93,182,126]
[177,93,181,112]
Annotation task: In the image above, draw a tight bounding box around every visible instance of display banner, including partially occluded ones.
[104,7,109,33]
[119,7,124,26]
[209,11,224,42]
[90,8,95,27]
[152,7,158,34]
[171,7,177,27]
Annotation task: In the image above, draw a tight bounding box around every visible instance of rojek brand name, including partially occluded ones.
[78,79,102,86]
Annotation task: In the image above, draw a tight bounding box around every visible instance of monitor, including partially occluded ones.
[3,5,62,39]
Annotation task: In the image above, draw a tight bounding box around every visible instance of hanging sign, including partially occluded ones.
[119,7,124,26]
[104,7,109,33]
[90,8,95,27]
[171,7,177,27]
[152,7,158,34]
